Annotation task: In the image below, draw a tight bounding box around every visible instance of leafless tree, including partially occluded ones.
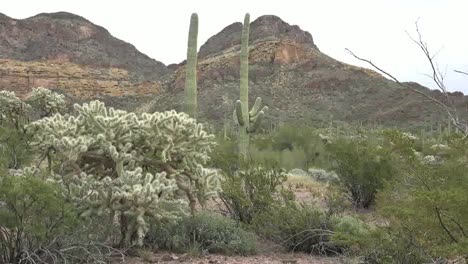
[346,20,467,138]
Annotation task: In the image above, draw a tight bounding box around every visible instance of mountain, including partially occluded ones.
[0,12,466,130]
[0,12,168,107]
[145,15,467,130]
[0,12,169,80]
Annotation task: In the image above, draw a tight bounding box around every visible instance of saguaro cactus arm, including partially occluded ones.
[233,97,267,133]
[234,100,245,126]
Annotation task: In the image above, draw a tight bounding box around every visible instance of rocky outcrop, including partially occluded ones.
[0,59,161,98]
[198,15,317,59]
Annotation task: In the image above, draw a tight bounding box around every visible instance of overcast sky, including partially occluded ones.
[3,0,468,93]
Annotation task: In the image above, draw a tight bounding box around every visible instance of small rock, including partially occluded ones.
[160,254,170,261]
[178,253,189,262]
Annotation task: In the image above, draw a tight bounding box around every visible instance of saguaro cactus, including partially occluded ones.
[184,13,198,119]
[234,13,268,160]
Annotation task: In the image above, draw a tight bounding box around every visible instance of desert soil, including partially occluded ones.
[118,252,340,264]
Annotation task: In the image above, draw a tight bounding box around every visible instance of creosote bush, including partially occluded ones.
[220,162,292,223]
[0,172,77,263]
[251,202,343,254]
[326,135,396,208]
[373,132,468,260]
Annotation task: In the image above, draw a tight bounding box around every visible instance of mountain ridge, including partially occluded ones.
[0,11,170,80]
[0,11,466,130]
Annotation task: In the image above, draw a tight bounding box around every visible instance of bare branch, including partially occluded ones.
[345,20,468,137]
[454,70,468,76]
[345,48,459,123]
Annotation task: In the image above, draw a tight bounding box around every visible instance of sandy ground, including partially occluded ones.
[117,252,341,264]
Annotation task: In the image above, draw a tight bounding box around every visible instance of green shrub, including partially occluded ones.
[326,136,396,208]
[146,212,256,255]
[251,202,341,254]
[336,225,431,264]
[220,164,292,223]
[0,127,32,169]
[374,132,468,260]
[252,125,329,169]
[335,131,468,263]
[0,173,77,263]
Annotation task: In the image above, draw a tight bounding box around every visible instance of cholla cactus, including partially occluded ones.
[0,90,30,129]
[25,100,220,246]
[195,167,222,209]
[26,87,66,118]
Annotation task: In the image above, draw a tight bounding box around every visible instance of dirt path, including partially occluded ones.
[119,252,340,264]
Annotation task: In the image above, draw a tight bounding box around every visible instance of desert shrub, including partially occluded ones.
[251,202,341,254]
[0,172,77,263]
[146,212,256,255]
[374,132,468,260]
[334,131,468,263]
[209,136,239,174]
[335,224,431,264]
[220,164,292,223]
[326,136,396,208]
[263,125,329,169]
[308,167,338,182]
[0,127,32,169]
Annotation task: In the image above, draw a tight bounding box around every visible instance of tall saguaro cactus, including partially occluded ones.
[234,13,268,160]
[184,13,198,119]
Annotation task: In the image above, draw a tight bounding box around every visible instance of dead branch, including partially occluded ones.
[454,70,468,76]
[345,21,467,137]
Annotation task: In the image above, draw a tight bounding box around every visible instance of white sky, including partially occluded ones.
[3,0,468,93]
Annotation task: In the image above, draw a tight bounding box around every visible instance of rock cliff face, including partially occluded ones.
[0,59,161,99]
[0,12,466,129]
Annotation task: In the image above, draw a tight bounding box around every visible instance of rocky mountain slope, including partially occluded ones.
[146,15,467,129]
[0,12,465,130]
[0,12,167,107]
[0,12,169,80]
